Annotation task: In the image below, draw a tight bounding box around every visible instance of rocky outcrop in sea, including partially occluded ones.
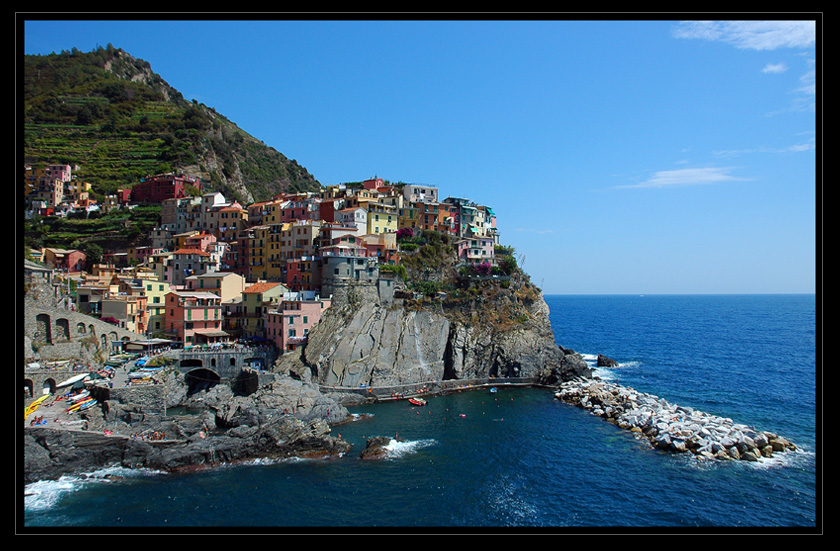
[554,378,797,461]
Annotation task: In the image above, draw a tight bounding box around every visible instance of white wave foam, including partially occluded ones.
[746,447,815,470]
[24,466,163,512]
[382,438,436,459]
[592,367,617,380]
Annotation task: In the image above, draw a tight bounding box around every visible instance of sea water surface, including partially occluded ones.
[22,294,818,531]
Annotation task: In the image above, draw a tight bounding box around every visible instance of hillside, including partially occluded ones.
[23,45,321,204]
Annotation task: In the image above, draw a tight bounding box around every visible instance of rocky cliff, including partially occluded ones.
[24,373,352,483]
[278,276,591,388]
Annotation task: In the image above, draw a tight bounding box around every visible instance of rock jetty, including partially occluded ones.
[554,378,796,461]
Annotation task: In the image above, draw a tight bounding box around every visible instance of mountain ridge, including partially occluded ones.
[23,45,321,203]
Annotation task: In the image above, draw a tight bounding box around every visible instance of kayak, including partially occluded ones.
[76,399,98,412]
[24,395,50,420]
[66,397,95,413]
[70,391,90,403]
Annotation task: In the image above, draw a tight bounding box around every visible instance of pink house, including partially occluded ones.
[163,290,226,347]
[455,236,496,267]
[184,232,217,252]
[266,296,331,352]
[43,248,86,273]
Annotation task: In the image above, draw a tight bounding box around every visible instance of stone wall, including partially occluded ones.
[24,282,143,365]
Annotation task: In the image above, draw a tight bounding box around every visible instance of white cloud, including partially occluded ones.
[672,20,816,50]
[713,140,816,157]
[762,62,788,74]
[615,167,749,189]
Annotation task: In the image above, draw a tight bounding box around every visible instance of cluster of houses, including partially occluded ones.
[25,165,501,352]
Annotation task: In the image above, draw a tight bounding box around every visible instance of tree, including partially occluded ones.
[78,242,103,271]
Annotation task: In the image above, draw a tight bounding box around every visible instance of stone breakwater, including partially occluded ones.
[554,378,796,461]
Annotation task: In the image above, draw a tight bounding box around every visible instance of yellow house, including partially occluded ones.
[185,272,246,303]
[139,278,170,335]
[248,225,270,282]
[266,223,289,281]
[241,281,289,339]
[366,202,398,235]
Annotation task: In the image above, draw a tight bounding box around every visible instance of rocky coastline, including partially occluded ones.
[554,377,797,461]
[23,374,355,484]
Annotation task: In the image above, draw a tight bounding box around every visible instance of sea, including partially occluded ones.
[21,294,818,533]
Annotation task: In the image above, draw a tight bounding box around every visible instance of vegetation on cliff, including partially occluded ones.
[23,45,321,204]
[395,229,544,331]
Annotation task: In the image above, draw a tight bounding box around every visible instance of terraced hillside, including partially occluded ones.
[23,45,321,204]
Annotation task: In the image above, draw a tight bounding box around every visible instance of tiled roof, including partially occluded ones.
[244,282,283,294]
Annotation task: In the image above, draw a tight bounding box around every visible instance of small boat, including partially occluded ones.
[408,398,427,406]
[490,387,498,393]
[70,391,90,403]
[76,399,98,412]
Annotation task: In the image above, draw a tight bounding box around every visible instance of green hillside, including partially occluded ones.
[23,45,321,204]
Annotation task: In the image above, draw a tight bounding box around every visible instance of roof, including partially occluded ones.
[244,281,284,294]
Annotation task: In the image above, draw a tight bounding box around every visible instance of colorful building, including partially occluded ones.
[266,294,332,352]
[365,202,398,235]
[131,173,198,204]
[241,281,289,339]
[185,272,246,303]
[42,248,86,273]
[455,236,497,267]
[164,290,225,346]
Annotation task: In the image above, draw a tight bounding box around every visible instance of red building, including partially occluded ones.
[131,173,199,204]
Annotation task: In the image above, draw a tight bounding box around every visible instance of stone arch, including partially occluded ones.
[56,318,71,342]
[76,322,87,335]
[23,379,34,398]
[42,378,58,395]
[88,324,96,337]
[184,367,221,395]
[180,358,203,369]
[229,357,236,367]
[35,313,52,344]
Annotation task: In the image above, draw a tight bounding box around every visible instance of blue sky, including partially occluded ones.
[21,17,819,295]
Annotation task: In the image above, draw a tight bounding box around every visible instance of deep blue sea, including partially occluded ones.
[22,294,818,532]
